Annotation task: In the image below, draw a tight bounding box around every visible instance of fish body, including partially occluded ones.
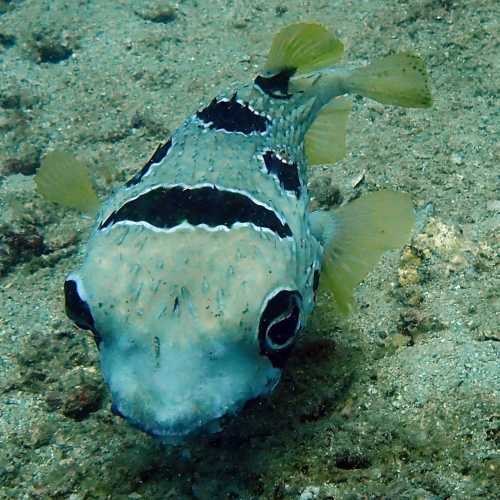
[67,85,322,438]
[60,23,431,440]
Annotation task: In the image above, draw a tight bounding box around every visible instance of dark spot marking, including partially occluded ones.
[125,138,172,187]
[254,67,296,99]
[262,150,301,196]
[259,290,301,368]
[100,185,292,238]
[153,336,161,367]
[196,93,269,134]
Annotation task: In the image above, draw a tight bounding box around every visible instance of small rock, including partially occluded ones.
[299,486,320,500]
[308,172,343,209]
[367,101,385,114]
[334,449,371,469]
[474,328,500,342]
[399,309,445,343]
[2,143,41,175]
[45,391,63,411]
[391,333,411,349]
[450,152,464,165]
[0,221,47,276]
[446,253,467,274]
[231,18,248,29]
[0,82,38,110]
[62,379,103,421]
[30,29,74,64]
[0,32,16,49]
[135,2,177,24]
[398,246,424,287]
[29,421,56,448]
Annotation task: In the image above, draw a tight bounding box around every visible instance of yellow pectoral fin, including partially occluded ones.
[265,22,344,75]
[320,191,415,314]
[305,95,352,166]
[35,151,100,215]
[347,52,432,108]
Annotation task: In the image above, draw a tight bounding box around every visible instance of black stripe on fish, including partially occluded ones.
[125,138,173,187]
[313,268,320,300]
[99,184,292,238]
[261,150,301,197]
[64,276,102,346]
[196,94,269,135]
[254,68,296,99]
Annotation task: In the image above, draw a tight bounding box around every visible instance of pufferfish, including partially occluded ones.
[36,23,431,440]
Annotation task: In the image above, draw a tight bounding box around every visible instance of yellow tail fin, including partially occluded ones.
[347,52,432,108]
[35,151,100,215]
[321,191,415,314]
[264,22,344,75]
[304,96,352,166]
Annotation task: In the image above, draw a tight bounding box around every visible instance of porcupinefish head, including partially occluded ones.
[63,195,315,439]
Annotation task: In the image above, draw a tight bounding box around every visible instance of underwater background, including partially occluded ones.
[0,0,498,498]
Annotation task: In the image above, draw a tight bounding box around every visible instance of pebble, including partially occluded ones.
[62,380,103,421]
[450,152,464,165]
[29,421,55,448]
[30,29,74,63]
[299,486,320,500]
[135,2,177,24]
[0,221,46,276]
[2,144,41,176]
[367,101,385,114]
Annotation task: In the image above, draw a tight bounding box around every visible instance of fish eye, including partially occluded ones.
[258,290,302,368]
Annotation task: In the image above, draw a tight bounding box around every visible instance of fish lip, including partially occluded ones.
[109,369,282,441]
[110,401,193,440]
[111,399,235,442]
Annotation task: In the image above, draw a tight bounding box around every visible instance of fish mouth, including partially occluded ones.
[109,400,222,442]
[110,398,255,443]
[100,338,281,441]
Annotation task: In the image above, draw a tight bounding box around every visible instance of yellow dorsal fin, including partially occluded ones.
[321,191,415,314]
[264,22,344,75]
[35,151,100,215]
[347,52,432,108]
[304,96,352,166]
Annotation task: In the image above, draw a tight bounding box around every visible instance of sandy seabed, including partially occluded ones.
[0,0,498,498]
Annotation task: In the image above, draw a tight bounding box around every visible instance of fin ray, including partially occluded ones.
[319,191,415,314]
[347,52,432,108]
[35,151,99,214]
[305,96,352,166]
[265,22,344,75]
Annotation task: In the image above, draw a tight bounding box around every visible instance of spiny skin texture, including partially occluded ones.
[65,82,324,439]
